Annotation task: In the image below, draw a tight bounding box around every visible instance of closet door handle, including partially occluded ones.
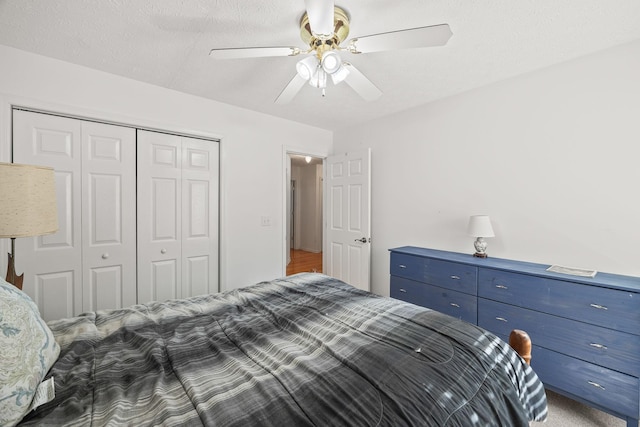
[590,303,608,310]
[449,303,460,308]
[161,248,167,254]
[495,284,508,289]
[495,317,508,322]
[101,253,109,260]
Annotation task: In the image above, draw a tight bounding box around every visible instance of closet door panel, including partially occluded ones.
[152,260,179,302]
[137,130,182,303]
[81,121,136,312]
[186,255,210,297]
[37,271,76,320]
[90,266,123,311]
[182,137,219,296]
[12,110,83,320]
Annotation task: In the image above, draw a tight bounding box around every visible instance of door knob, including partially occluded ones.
[354,237,368,243]
[161,248,167,254]
[102,253,109,260]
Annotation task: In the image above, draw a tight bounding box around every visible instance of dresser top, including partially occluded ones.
[389,246,640,293]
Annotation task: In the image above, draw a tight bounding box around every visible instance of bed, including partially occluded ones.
[2,273,547,426]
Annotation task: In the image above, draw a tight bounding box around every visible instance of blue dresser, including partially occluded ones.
[389,246,640,427]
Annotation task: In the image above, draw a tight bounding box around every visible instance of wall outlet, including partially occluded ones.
[261,216,271,227]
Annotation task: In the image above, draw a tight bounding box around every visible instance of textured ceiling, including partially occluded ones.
[1,0,639,131]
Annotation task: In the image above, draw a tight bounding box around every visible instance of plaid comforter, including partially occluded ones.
[20,273,547,426]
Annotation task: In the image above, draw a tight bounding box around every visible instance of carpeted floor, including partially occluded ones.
[543,389,635,427]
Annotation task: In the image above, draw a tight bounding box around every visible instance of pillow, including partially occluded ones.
[0,278,60,427]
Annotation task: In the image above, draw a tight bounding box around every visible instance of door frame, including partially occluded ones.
[281,145,328,276]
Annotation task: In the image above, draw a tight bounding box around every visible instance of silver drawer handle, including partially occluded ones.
[398,264,407,269]
[589,343,608,350]
[495,317,508,322]
[450,275,460,280]
[399,288,407,293]
[450,303,460,308]
[495,284,508,289]
[589,303,608,310]
[587,381,606,390]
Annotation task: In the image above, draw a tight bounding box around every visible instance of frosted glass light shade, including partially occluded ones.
[467,215,495,237]
[321,51,342,74]
[296,56,319,81]
[330,65,350,84]
[0,163,59,238]
[308,68,327,89]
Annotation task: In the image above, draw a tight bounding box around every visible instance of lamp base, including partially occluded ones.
[6,252,24,290]
[472,237,489,258]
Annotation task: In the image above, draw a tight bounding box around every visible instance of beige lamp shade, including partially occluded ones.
[0,162,59,238]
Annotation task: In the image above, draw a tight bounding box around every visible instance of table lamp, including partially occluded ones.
[467,215,495,258]
[0,163,59,289]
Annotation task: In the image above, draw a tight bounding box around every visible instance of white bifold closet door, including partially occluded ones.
[136,130,219,304]
[12,110,137,321]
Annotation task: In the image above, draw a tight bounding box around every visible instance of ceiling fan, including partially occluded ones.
[209,0,452,104]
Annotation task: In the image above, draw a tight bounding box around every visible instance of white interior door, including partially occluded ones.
[137,130,182,303]
[137,130,219,303]
[325,149,371,291]
[81,121,136,312]
[13,110,83,320]
[181,136,219,297]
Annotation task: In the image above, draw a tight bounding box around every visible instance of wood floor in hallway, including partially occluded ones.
[287,249,322,276]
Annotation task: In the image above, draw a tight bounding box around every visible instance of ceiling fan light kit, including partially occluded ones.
[209,1,452,103]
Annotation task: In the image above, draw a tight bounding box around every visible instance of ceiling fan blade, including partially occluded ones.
[348,24,452,54]
[210,46,301,59]
[343,63,382,101]
[275,74,307,104]
[304,0,335,37]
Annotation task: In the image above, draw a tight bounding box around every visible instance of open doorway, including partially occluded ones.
[286,153,323,275]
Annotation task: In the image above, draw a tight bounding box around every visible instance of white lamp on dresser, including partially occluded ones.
[467,215,495,258]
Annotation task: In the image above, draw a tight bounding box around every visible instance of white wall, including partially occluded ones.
[0,45,333,291]
[334,39,640,296]
[290,163,323,253]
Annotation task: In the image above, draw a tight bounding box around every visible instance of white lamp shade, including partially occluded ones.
[321,51,342,74]
[296,56,319,81]
[330,64,350,85]
[308,67,327,89]
[467,215,495,238]
[0,163,59,238]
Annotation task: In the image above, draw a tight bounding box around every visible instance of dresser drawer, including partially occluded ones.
[390,252,477,295]
[533,346,639,419]
[478,299,640,376]
[478,268,640,335]
[423,285,477,324]
[390,276,428,306]
[390,253,425,281]
[391,277,477,323]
